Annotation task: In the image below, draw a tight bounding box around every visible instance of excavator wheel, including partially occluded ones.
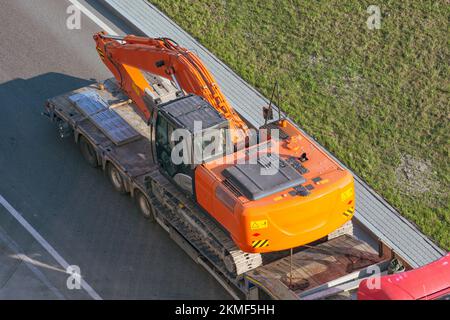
[107,163,127,194]
[79,136,98,167]
[135,191,155,221]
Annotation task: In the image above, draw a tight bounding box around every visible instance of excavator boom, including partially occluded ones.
[94,32,248,142]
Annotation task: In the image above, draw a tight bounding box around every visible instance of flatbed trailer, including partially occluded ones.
[44,77,411,300]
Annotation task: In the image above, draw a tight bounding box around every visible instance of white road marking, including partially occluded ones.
[0,194,102,300]
[67,0,118,35]
[0,229,66,300]
[10,254,66,274]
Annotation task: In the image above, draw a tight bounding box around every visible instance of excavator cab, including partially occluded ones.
[151,94,229,194]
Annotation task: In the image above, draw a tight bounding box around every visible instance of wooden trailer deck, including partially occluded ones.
[245,235,390,300]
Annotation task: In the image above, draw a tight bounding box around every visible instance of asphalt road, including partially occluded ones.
[0,0,229,299]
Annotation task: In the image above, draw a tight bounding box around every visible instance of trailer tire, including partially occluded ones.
[79,136,98,167]
[107,163,127,194]
[135,191,155,221]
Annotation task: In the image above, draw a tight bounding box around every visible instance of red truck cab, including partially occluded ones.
[358,254,450,300]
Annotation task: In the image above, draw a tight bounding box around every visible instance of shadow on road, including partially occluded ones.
[0,72,95,114]
[0,72,231,299]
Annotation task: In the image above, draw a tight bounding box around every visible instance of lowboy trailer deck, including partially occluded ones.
[44,77,411,300]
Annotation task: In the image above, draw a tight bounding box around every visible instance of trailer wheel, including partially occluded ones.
[135,191,155,221]
[107,163,127,194]
[79,136,98,167]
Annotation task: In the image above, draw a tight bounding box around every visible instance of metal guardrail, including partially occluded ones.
[99,0,446,267]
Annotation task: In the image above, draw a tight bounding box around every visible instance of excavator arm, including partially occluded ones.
[93,32,248,142]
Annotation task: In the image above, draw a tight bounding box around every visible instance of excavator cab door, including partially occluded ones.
[154,111,194,194]
[155,114,175,176]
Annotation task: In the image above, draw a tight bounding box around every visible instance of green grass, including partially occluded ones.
[150,0,450,250]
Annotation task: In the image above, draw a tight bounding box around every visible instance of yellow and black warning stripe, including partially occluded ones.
[96,47,105,60]
[343,207,354,217]
[252,239,269,249]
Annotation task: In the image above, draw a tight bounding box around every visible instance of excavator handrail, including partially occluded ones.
[156,37,180,48]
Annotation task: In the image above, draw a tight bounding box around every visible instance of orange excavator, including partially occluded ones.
[94,32,355,255]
